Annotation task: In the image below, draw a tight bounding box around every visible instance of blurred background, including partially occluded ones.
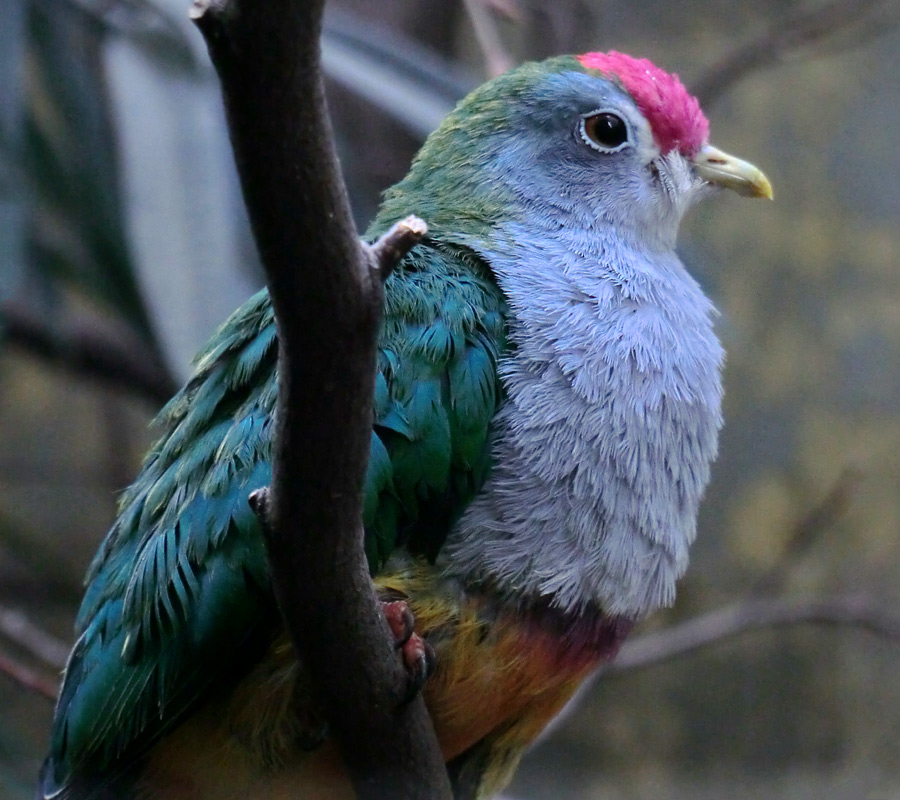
[1,0,899,797]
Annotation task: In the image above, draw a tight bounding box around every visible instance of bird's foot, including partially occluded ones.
[381,599,435,702]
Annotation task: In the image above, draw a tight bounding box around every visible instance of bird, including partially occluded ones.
[39,50,772,800]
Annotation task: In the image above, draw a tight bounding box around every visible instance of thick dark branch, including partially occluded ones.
[190,2,451,798]
[0,302,177,406]
[609,594,900,675]
[694,0,900,106]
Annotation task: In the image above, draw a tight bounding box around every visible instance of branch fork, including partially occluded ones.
[368,215,428,283]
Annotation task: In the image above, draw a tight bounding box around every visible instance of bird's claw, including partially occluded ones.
[382,600,415,647]
[380,599,436,702]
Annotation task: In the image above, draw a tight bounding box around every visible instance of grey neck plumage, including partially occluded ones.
[439,219,724,621]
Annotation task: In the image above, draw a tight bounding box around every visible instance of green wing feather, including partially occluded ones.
[41,241,506,796]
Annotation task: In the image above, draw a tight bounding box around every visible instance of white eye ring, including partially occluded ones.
[578,110,632,153]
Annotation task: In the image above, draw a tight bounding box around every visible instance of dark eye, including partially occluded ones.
[580,112,629,152]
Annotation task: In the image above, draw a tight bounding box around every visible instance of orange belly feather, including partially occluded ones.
[141,558,628,799]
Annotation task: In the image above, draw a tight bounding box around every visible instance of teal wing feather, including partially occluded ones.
[41,241,506,797]
[368,242,506,564]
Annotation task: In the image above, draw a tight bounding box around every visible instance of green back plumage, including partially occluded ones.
[39,56,619,792]
[373,56,580,242]
[43,237,507,795]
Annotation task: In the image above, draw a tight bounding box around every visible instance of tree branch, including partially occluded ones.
[368,215,429,280]
[0,302,177,406]
[463,0,515,78]
[609,593,900,675]
[0,648,59,701]
[751,467,861,596]
[0,606,68,670]
[694,0,900,107]
[190,1,452,798]
[0,606,67,701]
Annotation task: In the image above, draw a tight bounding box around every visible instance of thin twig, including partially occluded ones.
[0,608,69,703]
[694,0,900,106]
[609,594,900,675]
[0,649,59,701]
[368,215,428,282]
[463,0,515,78]
[0,607,68,670]
[1,303,177,407]
[752,468,861,596]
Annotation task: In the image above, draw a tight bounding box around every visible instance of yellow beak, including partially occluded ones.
[692,144,773,200]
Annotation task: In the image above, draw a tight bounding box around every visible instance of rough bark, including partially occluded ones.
[190,1,452,798]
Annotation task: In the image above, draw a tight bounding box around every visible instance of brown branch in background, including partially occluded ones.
[190,1,452,798]
[609,593,900,675]
[0,649,58,701]
[0,302,177,407]
[463,0,516,78]
[0,606,68,670]
[751,467,861,596]
[694,0,900,107]
[0,606,66,701]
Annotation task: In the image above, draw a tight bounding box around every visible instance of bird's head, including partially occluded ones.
[375,51,771,251]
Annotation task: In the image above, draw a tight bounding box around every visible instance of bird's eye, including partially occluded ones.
[580,112,630,152]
